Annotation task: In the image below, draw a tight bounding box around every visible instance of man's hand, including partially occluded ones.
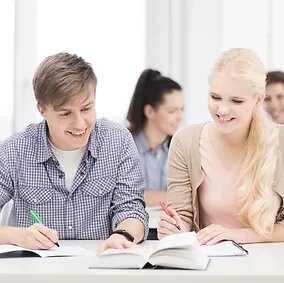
[99,233,137,254]
[12,224,59,250]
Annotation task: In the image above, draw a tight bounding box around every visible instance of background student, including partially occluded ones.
[0,52,148,251]
[126,69,184,206]
[158,48,284,244]
[264,70,284,124]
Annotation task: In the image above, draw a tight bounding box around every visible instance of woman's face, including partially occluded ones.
[208,72,260,135]
[146,90,184,136]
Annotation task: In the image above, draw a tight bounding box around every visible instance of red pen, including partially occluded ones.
[159,201,180,230]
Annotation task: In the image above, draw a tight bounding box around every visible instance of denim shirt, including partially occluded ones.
[133,132,169,191]
[0,118,148,240]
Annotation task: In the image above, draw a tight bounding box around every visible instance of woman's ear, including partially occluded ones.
[253,93,264,115]
[144,104,155,119]
[256,93,264,105]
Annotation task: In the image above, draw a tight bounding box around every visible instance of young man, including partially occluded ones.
[265,71,284,124]
[0,53,148,251]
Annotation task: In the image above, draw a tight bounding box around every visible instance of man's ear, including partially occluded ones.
[37,103,46,118]
[144,104,155,119]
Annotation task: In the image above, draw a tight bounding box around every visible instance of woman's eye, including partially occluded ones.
[211,95,220,100]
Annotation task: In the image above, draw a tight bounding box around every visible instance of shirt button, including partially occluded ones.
[272,181,277,187]
[68,225,73,230]
[80,171,85,176]
[33,198,38,203]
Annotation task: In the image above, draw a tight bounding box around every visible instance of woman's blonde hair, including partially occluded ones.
[209,48,279,236]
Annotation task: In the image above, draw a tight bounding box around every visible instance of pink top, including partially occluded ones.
[198,123,280,229]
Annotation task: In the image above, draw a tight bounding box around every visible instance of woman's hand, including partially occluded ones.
[157,207,185,239]
[99,233,137,254]
[197,224,236,245]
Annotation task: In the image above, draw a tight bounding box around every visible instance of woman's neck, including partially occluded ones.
[143,123,167,150]
[210,123,249,148]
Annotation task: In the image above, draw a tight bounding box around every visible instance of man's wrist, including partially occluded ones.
[110,229,134,242]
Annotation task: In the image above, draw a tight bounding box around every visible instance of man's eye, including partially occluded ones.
[59,112,70,116]
[82,107,90,112]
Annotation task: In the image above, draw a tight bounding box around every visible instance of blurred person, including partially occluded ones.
[127,69,184,206]
[264,70,284,124]
[126,69,184,240]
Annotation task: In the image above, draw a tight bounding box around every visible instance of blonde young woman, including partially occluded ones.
[158,48,284,244]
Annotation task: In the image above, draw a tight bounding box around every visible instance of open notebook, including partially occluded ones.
[0,244,93,258]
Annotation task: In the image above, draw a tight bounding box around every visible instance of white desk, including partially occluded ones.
[146,206,161,228]
[0,240,284,283]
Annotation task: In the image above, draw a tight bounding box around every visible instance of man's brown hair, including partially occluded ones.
[266,70,284,86]
[33,52,97,109]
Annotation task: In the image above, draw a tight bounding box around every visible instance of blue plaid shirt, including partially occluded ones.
[0,118,148,240]
[133,132,169,191]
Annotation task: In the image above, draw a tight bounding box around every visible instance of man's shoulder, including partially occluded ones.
[277,124,284,151]
[94,118,129,137]
[1,122,42,151]
[278,124,284,134]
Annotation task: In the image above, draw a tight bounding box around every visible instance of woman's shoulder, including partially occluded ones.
[169,122,207,155]
[173,122,206,142]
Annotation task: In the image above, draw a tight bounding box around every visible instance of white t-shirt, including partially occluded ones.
[49,141,86,191]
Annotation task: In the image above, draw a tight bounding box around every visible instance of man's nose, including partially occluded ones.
[73,113,85,129]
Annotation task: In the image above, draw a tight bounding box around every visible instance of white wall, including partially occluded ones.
[146,0,223,124]
[8,0,284,135]
[13,0,37,132]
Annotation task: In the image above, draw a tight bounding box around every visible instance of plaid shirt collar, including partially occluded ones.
[135,131,169,155]
[36,120,98,164]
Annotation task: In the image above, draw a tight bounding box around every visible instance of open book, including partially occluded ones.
[90,232,247,270]
[0,244,92,258]
[92,232,209,270]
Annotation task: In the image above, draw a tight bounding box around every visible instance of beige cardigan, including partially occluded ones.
[167,123,284,232]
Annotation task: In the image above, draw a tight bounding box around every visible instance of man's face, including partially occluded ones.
[38,83,96,150]
[264,82,284,124]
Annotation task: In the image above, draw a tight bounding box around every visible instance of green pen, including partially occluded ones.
[29,210,60,247]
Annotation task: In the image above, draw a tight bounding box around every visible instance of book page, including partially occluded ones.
[0,245,26,254]
[153,232,199,253]
[93,246,154,269]
[200,241,247,257]
[149,248,210,270]
[34,245,94,257]
[101,245,154,260]
[0,245,93,258]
